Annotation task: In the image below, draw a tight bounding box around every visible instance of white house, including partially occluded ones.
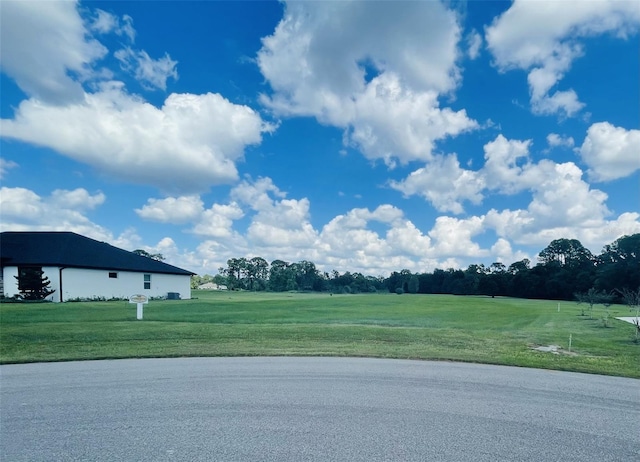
[1,231,194,302]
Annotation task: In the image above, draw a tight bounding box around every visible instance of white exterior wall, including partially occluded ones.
[61,268,191,301]
[3,266,20,299]
[3,266,191,302]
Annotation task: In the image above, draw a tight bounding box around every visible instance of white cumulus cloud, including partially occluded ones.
[0,0,107,104]
[136,196,204,223]
[389,154,485,214]
[0,186,109,238]
[485,0,640,116]
[547,133,575,149]
[89,9,135,42]
[258,0,477,165]
[0,1,269,194]
[192,203,245,239]
[115,47,178,91]
[1,83,269,193]
[388,131,639,253]
[578,122,640,181]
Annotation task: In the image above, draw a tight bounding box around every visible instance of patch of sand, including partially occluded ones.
[530,344,578,356]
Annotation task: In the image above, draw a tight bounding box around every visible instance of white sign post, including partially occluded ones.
[129,294,149,320]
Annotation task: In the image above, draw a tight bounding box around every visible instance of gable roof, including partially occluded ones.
[0,232,195,276]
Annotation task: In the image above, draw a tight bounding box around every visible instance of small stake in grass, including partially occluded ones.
[569,334,572,352]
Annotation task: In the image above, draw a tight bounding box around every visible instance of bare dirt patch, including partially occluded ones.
[530,344,579,356]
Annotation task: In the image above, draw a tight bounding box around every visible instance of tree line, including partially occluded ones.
[192,234,639,302]
[192,257,387,293]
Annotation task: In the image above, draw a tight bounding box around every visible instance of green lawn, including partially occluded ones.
[1,291,638,377]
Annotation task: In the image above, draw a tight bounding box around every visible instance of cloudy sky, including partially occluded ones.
[1,0,639,276]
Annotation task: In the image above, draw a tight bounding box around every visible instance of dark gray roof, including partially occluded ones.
[0,232,194,275]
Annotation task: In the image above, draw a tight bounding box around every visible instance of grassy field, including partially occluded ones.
[1,291,638,377]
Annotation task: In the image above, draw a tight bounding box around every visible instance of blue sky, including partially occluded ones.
[1,0,639,276]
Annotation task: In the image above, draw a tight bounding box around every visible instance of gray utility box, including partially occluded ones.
[167,292,181,300]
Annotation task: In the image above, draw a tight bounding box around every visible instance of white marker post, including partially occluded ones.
[129,294,149,320]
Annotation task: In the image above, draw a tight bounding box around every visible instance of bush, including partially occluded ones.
[395,287,404,295]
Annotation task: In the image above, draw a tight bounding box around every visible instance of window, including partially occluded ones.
[108,272,118,279]
[144,274,151,290]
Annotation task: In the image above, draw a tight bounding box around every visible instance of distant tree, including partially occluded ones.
[385,271,402,293]
[269,260,296,292]
[133,249,165,261]
[191,274,215,289]
[212,274,228,287]
[442,269,465,295]
[386,270,412,293]
[246,257,269,290]
[291,260,319,291]
[407,275,419,294]
[330,270,354,293]
[485,262,508,296]
[224,258,246,290]
[596,234,640,294]
[430,269,448,294]
[574,288,614,319]
[367,275,386,292]
[462,264,484,295]
[508,258,530,274]
[479,276,499,297]
[15,267,55,301]
[506,259,537,298]
[538,238,593,269]
[185,233,636,301]
[600,234,640,264]
[190,275,203,289]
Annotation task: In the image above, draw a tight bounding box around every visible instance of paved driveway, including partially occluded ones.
[1,357,639,461]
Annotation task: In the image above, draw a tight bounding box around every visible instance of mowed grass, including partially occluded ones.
[1,291,638,377]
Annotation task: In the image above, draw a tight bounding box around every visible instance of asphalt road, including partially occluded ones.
[1,357,639,461]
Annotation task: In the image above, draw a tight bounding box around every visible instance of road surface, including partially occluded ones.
[1,357,639,461]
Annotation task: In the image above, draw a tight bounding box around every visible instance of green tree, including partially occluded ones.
[224,258,245,290]
[508,258,530,274]
[212,273,227,287]
[291,260,319,291]
[484,262,508,296]
[407,275,419,294]
[132,249,165,261]
[269,260,296,292]
[574,287,614,320]
[596,234,640,293]
[462,264,485,295]
[15,267,55,301]
[538,240,596,300]
[191,274,215,289]
[538,238,593,269]
[247,257,269,291]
